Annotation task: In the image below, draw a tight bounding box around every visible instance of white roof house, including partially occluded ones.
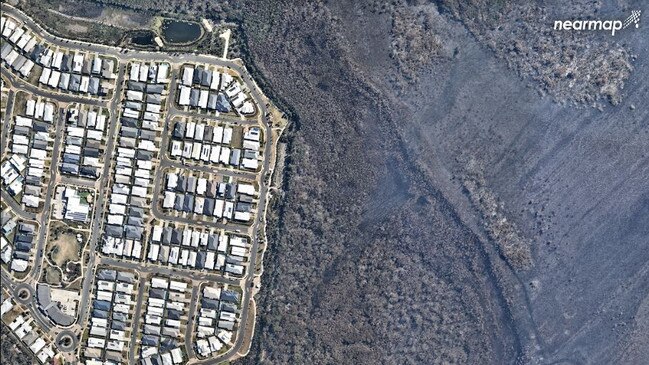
[237,184,256,196]
[157,63,169,83]
[178,86,191,106]
[92,57,102,74]
[182,66,194,86]
[10,259,28,272]
[151,277,168,289]
[72,53,84,72]
[130,62,140,81]
[163,191,175,209]
[222,127,233,145]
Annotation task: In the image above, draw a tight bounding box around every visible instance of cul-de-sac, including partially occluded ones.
[1,3,285,364]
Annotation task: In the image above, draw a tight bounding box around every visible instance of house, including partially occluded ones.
[10,259,28,272]
[172,122,185,139]
[156,63,169,83]
[189,88,199,107]
[88,78,100,94]
[198,89,209,109]
[193,67,203,85]
[201,69,212,87]
[147,84,164,94]
[215,93,231,113]
[178,86,190,106]
[68,74,81,92]
[221,290,240,303]
[229,149,241,166]
[217,320,234,331]
[182,66,194,86]
[89,57,102,74]
[102,59,114,78]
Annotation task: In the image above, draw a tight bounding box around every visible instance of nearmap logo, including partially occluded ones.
[553,10,641,36]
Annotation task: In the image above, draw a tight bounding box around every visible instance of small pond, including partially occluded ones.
[161,19,202,44]
[129,31,156,46]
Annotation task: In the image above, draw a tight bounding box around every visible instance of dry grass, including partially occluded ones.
[44,264,62,285]
[47,223,83,268]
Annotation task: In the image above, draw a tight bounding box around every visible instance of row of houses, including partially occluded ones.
[101,61,170,260]
[1,15,36,77]
[61,105,108,179]
[0,211,18,269]
[1,98,56,209]
[1,297,56,363]
[128,61,170,85]
[180,65,226,89]
[169,121,260,171]
[39,66,110,96]
[139,276,189,364]
[177,86,232,113]
[178,65,255,115]
[194,285,241,358]
[1,15,117,95]
[84,269,137,364]
[162,171,258,223]
[147,224,250,276]
[0,218,36,273]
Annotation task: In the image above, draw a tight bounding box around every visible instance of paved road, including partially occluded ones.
[184,285,200,358]
[1,190,37,220]
[0,80,39,222]
[29,107,65,280]
[1,269,17,291]
[99,257,239,286]
[1,81,15,159]
[76,63,126,327]
[1,270,53,332]
[160,157,258,182]
[167,108,257,127]
[190,58,274,365]
[0,77,64,337]
[2,4,276,364]
[127,275,147,364]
